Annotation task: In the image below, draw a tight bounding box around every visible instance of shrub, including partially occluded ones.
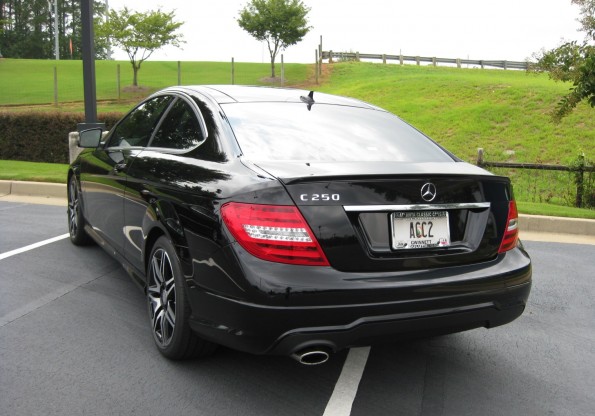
[0,112,123,163]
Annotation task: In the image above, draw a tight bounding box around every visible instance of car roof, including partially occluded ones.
[159,85,382,110]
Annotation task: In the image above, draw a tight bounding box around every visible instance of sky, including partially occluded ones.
[103,0,585,64]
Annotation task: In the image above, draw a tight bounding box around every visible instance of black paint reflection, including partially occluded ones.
[130,153,231,192]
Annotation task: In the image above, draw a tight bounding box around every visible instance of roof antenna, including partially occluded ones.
[300,90,315,111]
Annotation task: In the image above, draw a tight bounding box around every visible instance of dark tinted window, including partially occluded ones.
[109,96,172,148]
[190,96,227,162]
[222,103,454,162]
[150,99,204,150]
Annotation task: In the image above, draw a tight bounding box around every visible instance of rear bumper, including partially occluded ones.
[269,284,530,355]
[186,248,532,355]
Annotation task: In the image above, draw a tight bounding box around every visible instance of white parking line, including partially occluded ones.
[323,347,371,416]
[0,233,70,260]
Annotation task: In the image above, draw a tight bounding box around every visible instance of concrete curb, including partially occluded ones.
[520,214,595,236]
[0,180,11,197]
[8,180,67,199]
[1,180,594,241]
[0,180,67,206]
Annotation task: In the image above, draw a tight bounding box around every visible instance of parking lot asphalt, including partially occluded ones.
[1,200,594,415]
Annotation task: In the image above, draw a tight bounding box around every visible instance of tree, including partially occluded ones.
[0,0,108,59]
[95,7,184,87]
[238,0,311,78]
[531,0,595,122]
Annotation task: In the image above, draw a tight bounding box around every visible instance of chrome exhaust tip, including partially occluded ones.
[291,348,331,365]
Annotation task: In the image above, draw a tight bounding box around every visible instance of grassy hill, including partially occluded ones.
[317,62,594,166]
[317,62,594,208]
[2,58,593,165]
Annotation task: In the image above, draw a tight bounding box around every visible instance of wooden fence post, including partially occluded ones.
[382,54,386,64]
[356,51,360,61]
[231,57,235,85]
[177,61,181,85]
[456,58,461,68]
[399,54,403,65]
[329,50,333,64]
[432,57,436,67]
[315,50,319,84]
[575,154,585,208]
[319,36,323,77]
[416,56,420,66]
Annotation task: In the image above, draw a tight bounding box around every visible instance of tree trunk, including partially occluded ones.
[270,57,276,78]
[132,63,139,86]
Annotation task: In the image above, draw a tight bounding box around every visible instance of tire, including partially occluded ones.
[67,176,93,246]
[147,236,217,360]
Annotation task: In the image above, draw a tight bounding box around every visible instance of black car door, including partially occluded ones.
[80,95,173,254]
[122,96,210,273]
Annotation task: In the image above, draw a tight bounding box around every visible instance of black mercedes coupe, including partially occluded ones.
[68,85,532,364]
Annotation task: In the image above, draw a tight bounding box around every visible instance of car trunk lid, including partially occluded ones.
[253,161,513,272]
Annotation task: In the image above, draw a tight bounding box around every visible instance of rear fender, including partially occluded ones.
[141,199,190,279]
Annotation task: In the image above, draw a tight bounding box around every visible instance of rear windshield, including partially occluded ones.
[222,103,454,162]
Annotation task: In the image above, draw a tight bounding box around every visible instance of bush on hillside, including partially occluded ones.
[0,112,123,163]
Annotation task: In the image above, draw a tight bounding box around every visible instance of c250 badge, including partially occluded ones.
[299,193,341,202]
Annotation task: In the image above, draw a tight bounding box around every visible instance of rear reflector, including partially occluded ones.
[221,202,329,266]
[498,200,519,253]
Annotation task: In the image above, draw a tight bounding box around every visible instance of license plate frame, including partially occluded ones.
[391,210,450,250]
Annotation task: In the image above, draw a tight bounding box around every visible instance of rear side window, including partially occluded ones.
[222,103,454,162]
[108,95,173,148]
[150,99,204,150]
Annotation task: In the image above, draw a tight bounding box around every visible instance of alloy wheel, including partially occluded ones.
[147,248,177,347]
[68,179,79,238]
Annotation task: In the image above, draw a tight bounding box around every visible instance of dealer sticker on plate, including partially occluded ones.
[391,211,450,249]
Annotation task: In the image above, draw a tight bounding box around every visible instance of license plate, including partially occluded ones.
[391,211,450,250]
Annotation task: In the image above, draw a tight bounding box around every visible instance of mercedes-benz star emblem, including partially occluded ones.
[421,183,437,202]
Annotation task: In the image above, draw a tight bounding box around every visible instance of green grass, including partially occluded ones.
[0,160,69,183]
[317,62,594,165]
[0,58,312,106]
[517,201,595,219]
[2,59,592,164]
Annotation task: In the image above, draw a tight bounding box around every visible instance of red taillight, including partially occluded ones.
[498,200,519,253]
[221,202,330,266]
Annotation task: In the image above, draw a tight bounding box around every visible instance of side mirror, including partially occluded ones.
[78,128,103,148]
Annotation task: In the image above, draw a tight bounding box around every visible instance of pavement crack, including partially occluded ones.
[420,356,445,416]
[0,266,120,328]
